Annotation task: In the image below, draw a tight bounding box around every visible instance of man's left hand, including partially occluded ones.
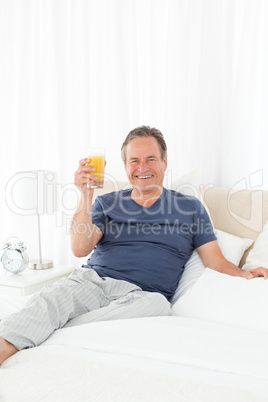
[249,267,268,279]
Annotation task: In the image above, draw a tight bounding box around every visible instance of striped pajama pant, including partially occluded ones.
[0,268,172,350]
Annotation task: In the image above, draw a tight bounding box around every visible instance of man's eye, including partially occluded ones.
[148,158,156,163]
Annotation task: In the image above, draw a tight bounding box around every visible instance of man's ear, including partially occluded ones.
[164,158,168,171]
[124,161,129,177]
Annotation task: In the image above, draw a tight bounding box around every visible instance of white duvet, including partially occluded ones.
[1,315,268,401]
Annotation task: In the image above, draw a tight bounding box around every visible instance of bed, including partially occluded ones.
[1,184,268,401]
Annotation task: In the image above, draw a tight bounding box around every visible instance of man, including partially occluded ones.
[0,125,267,365]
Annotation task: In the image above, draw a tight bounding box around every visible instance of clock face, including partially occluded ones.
[1,249,23,273]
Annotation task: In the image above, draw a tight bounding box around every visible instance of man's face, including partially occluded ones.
[124,137,167,194]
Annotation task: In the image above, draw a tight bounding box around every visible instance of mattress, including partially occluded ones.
[1,315,268,401]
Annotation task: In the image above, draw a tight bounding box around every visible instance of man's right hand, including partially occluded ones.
[74,158,98,195]
[71,158,103,257]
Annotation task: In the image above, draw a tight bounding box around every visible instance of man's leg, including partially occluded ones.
[0,269,111,361]
[65,288,171,327]
[0,270,172,364]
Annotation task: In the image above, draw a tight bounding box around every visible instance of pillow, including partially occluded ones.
[172,268,268,333]
[214,229,253,266]
[171,229,254,304]
[243,219,268,270]
[167,169,200,197]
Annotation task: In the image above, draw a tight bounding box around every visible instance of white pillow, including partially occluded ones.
[243,219,268,270]
[171,229,254,304]
[215,229,253,266]
[171,250,203,304]
[167,169,200,197]
[172,268,268,333]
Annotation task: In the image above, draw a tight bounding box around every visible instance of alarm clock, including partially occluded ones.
[1,237,29,274]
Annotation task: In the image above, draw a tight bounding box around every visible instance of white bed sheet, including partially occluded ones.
[1,316,268,401]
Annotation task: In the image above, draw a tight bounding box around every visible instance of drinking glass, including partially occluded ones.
[87,147,106,188]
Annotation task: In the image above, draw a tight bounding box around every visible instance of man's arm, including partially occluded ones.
[70,158,103,257]
[196,240,268,279]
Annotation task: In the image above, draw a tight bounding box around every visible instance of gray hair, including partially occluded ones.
[121,125,167,164]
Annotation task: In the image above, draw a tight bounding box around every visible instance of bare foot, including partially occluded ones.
[0,337,18,365]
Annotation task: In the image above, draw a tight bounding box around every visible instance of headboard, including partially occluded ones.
[202,187,268,267]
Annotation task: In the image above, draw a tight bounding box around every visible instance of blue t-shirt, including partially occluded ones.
[83,188,216,300]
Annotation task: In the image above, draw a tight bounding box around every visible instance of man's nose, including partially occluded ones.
[138,161,148,171]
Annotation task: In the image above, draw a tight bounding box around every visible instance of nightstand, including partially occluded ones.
[0,265,75,296]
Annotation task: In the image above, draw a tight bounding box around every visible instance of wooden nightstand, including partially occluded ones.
[0,265,75,296]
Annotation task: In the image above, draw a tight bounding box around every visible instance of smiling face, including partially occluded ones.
[124,136,167,197]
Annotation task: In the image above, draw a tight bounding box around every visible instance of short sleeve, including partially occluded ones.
[192,199,216,249]
[92,197,106,233]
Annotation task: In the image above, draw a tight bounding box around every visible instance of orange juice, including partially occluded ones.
[87,148,105,188]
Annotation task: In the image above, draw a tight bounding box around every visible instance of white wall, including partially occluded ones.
[0,0,267,266]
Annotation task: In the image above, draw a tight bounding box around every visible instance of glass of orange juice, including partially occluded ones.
[87,147,106,188]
